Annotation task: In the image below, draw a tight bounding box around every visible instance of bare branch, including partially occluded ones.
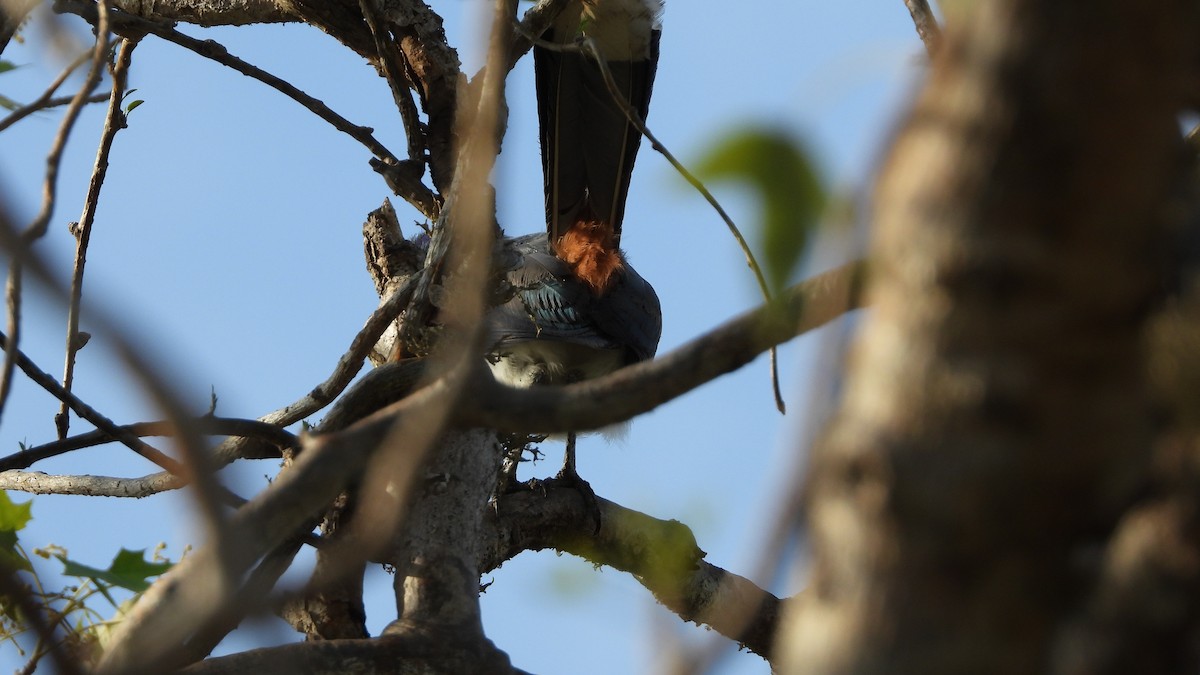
[486,487,782,659]
[0,470,184,497]
[177,630,528,675]
[0,49,98,133]
[903,0,942,56]
[0,417,297,472]
[359,0,425,165]
[58,37,138,440]
[0,92,109,131]
[22,2,109,245]
[109,0,291,26]
[95,364,466,673]
[172,535,308,667]
[208,270,422,463]
[0,329,192,477]
[297,260,864,450]
[0,1,111,426]
[65,272,421,505]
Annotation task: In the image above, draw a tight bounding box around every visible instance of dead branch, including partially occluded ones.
[58,37,138,440]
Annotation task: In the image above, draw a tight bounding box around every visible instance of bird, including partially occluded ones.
[485,0,664,484]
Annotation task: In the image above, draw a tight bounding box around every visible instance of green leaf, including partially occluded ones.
[59,548,173,593]
[695,126,825,293]
[0,61,18,75]
[124,99,143,114]
[0,94,20,112]
[0,492,33,573]
[0,492,32,533]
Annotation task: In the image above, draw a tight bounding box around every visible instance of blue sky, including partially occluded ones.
[0,1,923,672]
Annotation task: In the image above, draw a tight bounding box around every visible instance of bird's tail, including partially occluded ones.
[534,1,662,254]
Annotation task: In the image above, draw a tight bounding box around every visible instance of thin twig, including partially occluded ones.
[0,2,111,427]
[359,0,425,165]
[0,36,230,537]
[576,36,787,413]
[0,274,423,504]
[23,4,110,246]
[0,329,188,476]
[1,268,22,437]
[903,0,942,56]
[58,37,138,440]
[209,271,424,461]
[0,50,99,133]
[0,417,298,471]
[0,93,110,131]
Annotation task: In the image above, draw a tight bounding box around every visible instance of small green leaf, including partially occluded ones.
[124,99,143,114]
[0,492,33,573]
[0,94,20,112]
[0,491,32,533]
[59,548,173,593]
[695,126,825,293]
[0,61,18,75]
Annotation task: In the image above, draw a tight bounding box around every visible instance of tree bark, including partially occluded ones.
[779,1,1199,673]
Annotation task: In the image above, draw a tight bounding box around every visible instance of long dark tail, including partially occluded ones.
[534,3,661,249]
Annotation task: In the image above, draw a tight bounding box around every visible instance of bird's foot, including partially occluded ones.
[548,463,602,535]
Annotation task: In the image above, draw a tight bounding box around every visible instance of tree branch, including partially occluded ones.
[0,49,101,133]
[486,487,782,659]
[0,417,297,472]
[58,36,137,440]
[94,361,467,673]
[460,260,867,435]
[304,259,865,437]
[0,1,110,429]
[779,2,1197,672]
[178,629,527,675]
[109,0,291,25]
[0,329,190,477]
[0,470,182,497]
[902,0,941,56]
[50,272,420,503]
[359,0,425,165]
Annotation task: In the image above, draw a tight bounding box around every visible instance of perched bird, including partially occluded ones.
[485,0,664,481]
[486,233,660,392]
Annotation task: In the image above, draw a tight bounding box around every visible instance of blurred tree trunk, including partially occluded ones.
[779,1,1200,673]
